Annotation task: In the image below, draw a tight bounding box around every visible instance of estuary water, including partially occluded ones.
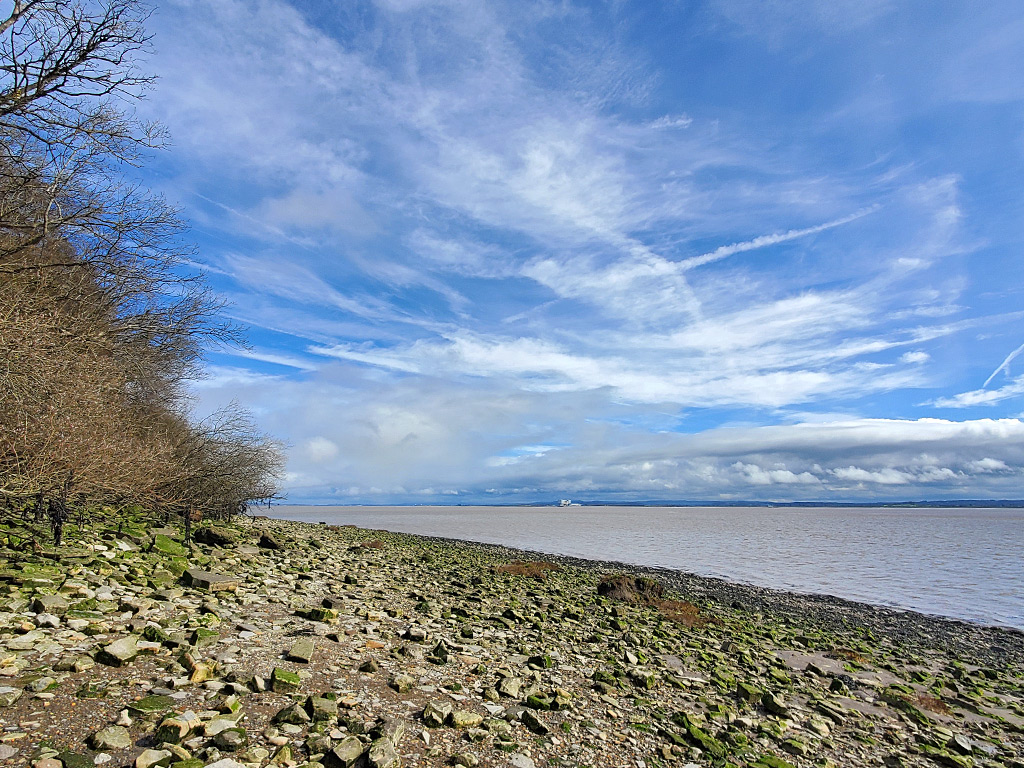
[270,505,1024,629]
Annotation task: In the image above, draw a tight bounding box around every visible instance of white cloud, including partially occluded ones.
[733,462,821,485]
[969,457,1009,473]
[304,437,340,463]
[900,350,930,364]
[930,377,1024,408]
[832,466,913,484]
[648,114,693,130]
[678,206,879,271]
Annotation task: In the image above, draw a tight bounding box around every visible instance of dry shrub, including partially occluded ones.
[598,574,715,628]
[915,694,952,715]
[359,539,385,549]
[597,574,665,603]
[494,561,561,580]
[655,598,710,628]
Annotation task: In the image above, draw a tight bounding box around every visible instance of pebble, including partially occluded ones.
[0,515,1018,768]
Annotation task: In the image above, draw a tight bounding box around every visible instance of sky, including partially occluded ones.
[138,0,1024,504]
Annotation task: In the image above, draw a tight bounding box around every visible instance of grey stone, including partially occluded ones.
[762,690,790,717]
[520,709,549,735]
[366,738,400,768]
[422,700,452,728]
[98,636,139,666]
[273,703,311,725]
[213,726,248,751]
[389,673,416,693]
[27,676,56,693]
[451,710,483,728]
[183,569,238,593]
[287,637,315,663]
[7,629,44,650]
[322,737,365,768]
[31,595,69,616]
[90,726,132,751]
[510,755,535,768]
[134,749,172,768]
[497,676,523,698]
[0,687,22,707]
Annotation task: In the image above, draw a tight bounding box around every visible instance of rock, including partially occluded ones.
[97,636,139,667]
[155,717,192,744]
[421,700,452,728]
[389,673,416,693]
[752,756,797,768]
[134,749,172,768]
[737,680,762,702]
[213,726,248,751]
[258,532,283,550]
[497,676,522,698]
[32,595,69,616]
[202,760,247,768]
[762,690,790,717]
[0,686,22,707]
[366,738,400,768]
[193,527,238,547]
[273,703,311,725]
[271,667,301,693]
[302,606,337,622]
[90,726,132,751]
[510,755,536,768]
[322,737,365,768]
[287,638,315,663]
[183,569,237,593]
[373,718,405,746]
[127,694,176,720]
[520,709,549,735]
[0,745,17,760]
[949,734,973,755]
[189,627,219,649]
[151,534,187,557]
[306,696,338,722]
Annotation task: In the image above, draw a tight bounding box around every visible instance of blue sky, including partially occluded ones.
[140,0,1024,503]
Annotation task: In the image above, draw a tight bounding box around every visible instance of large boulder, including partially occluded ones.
[193,526,238,547]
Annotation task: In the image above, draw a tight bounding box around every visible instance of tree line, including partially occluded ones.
[0,0,284,544]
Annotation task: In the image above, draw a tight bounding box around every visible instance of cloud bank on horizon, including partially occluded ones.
[143,0,1024,503]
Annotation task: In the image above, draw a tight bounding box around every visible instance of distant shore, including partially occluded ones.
[277,499,1024,508]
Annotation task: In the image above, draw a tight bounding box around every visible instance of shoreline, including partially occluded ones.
[348,524,1024,669]
[0,513,1020,768]
[268,505,1023,632]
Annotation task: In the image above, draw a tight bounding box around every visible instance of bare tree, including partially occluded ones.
[0,0,285,543]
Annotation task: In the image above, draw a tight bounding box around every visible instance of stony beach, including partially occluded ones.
[0,513,1021,768]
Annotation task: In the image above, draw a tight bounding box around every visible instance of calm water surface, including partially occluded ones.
[271,505,1023,629]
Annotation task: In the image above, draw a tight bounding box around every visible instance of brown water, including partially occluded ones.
[270,505,1024,629]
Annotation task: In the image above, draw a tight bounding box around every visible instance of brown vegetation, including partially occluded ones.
[914,694,953,715]
[598,574,715,627]
[0,0,284,542]
[493,560,561,580]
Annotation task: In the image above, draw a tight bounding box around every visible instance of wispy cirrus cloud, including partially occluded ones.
[141,0,1024,502]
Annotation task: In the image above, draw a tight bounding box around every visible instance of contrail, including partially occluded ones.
[679,205,881,271]
[983,340,1024,388]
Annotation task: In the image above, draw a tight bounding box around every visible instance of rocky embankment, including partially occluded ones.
[0,514,1021,768]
